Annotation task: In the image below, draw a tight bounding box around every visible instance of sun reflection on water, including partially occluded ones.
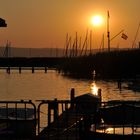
[90,82,98,96]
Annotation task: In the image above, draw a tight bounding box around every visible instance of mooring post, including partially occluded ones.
[48,103,51,127]
[44,66,47,73]
[48,98,58,127]
[6,67,10,74]
[54,98,58,122]
[32,67,34,73]
[118,79,122,90]
[70,88,75,109]
[98,88,102,106]
[19,67,21,74]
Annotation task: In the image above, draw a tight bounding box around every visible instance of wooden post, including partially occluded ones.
[19,67,21,74]
[70,88,75,109]
[118,79,122,90]
[48,99,58,126]
[65,103,68,110]
[48,104,51,127]
[53,98,58,122]
[32,67,34,73]
[44,66,47,73]
[98,88,102,105]
[7,67,10,74]
[62,103,64,112]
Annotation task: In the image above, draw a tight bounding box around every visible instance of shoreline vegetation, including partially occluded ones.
[0,49,140,80]
[59,49,140,80]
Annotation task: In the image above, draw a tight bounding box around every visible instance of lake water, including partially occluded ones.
[0,69,140,133]
[0,69,139,103]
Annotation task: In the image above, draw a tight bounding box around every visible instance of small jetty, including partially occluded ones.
[0,88,140,140]
[36,88,140,140]
[0,66,50,74]
[37,89,101,140]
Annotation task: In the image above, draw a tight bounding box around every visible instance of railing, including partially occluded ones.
[36,100,140,140]
[36,94,100,140]
[0,99,140,140]
[37,99,71,133]
[0,100,36,139]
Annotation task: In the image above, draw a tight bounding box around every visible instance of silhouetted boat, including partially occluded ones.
[89,101,140,140]
[90,124,140,140]
[127,79,140,92]
[74,92,101,114]
[100,103,140,124]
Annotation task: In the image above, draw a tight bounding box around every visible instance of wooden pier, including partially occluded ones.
[37,88,101,140]
[37,107,83,140]
[0,66,57,74]
[0,89,140,140]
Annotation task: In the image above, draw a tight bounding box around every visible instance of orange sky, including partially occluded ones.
[0,0,140,49]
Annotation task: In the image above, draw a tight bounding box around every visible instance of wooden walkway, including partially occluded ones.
[37,108,83,140]
[36,90,101,140]
[0,67,57,74]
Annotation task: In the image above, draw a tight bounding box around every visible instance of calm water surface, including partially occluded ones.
[0,70,139,102]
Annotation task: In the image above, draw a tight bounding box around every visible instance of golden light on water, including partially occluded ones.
[105,128,114,133]
[90,82,98,96]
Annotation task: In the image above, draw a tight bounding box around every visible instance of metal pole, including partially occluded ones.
[90,30,92,54]
[107,11,110,52]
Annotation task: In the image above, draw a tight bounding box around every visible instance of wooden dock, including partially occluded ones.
[0,66,57,74]
[36,89,101,140]
[37,107,83,140]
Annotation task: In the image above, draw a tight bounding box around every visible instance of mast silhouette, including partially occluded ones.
[107,11,110,52]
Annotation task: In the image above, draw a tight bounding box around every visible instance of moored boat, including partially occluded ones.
[88,101,140,140]
[127,76,140,92]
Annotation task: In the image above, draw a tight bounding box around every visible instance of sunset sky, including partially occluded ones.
[0,0,140,49]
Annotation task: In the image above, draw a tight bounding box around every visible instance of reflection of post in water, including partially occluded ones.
[118,78,122,91]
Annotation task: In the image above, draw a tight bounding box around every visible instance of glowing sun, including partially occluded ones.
[91,15,103,26]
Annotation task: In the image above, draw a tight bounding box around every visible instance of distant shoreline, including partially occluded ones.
[0,46,133,57]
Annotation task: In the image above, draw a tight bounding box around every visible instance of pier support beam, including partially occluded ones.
[44,67,47,73]
[98,88,102,107]
[118,79,122,90]
[48,98,58,127]
[32,67,35,73]
[54,99,58,121]
[98,88,102,102]
[19,67,21,74]
[6,67,10,74]
[70,88,75,109]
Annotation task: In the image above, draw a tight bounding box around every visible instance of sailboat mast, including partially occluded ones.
[90,30,92,55]
[107,10,110,52]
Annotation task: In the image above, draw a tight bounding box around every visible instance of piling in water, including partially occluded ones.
[19,67,21,74]
[32,67,35,73]
[6,67,10,74]
[70,88,75,109]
